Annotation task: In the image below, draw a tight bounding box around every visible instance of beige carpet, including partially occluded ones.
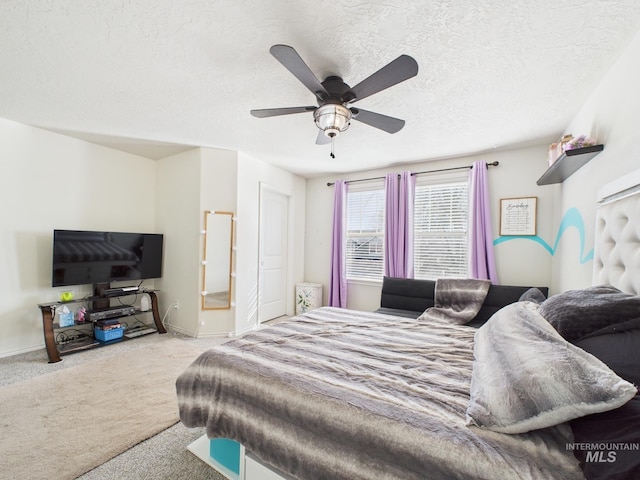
[0,338,204,480]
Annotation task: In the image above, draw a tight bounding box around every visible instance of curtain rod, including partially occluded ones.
[326,161,499,187]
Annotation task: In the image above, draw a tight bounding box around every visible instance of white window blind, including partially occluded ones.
[346,182,385,281]
[414,178,468,280]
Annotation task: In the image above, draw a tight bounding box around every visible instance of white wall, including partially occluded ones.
[156,147,239,337]
[235,152,306,334]
[155,148,201,336]
[552,30,640,293]
[304,146,556,312]
[0,118,157,357]
[196,148,308,337]
[198,148,238,335]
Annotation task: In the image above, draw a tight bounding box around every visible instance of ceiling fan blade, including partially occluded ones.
[270,45,329,101]
[349,55,418,103]
[351,108,406,134]
[250,106,316,118]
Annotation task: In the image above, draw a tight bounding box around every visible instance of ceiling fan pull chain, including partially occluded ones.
[330,137,336,159]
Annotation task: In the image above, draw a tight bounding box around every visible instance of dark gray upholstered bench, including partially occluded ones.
[375,276,549,327]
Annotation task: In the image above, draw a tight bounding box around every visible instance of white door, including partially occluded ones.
[258,187,289,322]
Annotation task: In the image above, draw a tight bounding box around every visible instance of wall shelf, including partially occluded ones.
[537,144,604,185]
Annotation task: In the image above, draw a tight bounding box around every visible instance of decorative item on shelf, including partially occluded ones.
[562,134,597,152]
[58,305,74,327]
[559,134,573,151]
[547,142,559,166]
[77,307,86,324]
[140,294,150,312]
[547,134,574,166]
[60,291,73,302]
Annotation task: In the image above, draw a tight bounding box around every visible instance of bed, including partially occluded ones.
[176,171,640,480]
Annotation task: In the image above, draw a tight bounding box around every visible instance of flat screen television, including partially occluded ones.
[52,229,164,288]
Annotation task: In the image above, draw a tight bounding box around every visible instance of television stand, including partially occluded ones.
[38,290,166,363]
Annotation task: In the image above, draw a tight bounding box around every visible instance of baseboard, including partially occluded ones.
[165,323,193,337]
[168,323,237,339]
[0,343,45,359]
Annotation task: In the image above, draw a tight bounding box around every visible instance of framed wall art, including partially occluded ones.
[499,197,537,236]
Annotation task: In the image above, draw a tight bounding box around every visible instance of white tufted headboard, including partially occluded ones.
[592,168,640,295]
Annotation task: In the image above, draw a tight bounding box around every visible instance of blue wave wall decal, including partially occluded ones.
[493,207,594,264]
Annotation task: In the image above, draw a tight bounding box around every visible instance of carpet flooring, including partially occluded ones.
[0,334,227,480]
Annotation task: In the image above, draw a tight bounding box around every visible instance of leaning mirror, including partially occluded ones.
[201,210,234,310]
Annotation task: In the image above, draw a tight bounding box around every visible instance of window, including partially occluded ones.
[414,176,469,280]
[344,174,469,282]
[346,182,385,281]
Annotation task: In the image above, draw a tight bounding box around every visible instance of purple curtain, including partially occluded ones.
[469,161,498,283]
[384,171,415,278]
[329,180,348,307]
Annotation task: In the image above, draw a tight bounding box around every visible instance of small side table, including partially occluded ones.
[295,283,323,314]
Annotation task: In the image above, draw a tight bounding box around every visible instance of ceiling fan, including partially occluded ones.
[250,44,418,157]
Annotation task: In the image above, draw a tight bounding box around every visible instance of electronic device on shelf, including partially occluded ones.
[57,337,99,353]
[102,286,140,296]
[95,318,122,327]
[86,305,136,322]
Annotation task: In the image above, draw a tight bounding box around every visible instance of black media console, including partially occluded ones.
[37,289,166,363]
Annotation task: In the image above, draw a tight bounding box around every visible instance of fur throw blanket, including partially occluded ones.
[418,278,490,324]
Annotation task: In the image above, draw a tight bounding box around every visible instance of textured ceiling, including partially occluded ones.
[1,1,640,177]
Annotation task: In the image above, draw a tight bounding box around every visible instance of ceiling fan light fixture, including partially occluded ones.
[314,104,351,137]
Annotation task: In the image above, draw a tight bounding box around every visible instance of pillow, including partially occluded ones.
[538,285,640,342]
[570,330,640,480]
[465,301,637,434]
[517,287,547,304]
[576,329,640,386]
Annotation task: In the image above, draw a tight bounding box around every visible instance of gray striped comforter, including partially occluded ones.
[176,307,584,480]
